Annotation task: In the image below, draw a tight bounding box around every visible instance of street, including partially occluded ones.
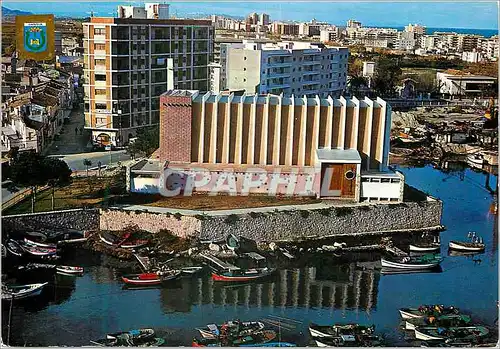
[52,150,131,171]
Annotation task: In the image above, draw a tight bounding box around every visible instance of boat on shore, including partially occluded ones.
[5,239,24,257]
[19,241,57,257]
[399,305,460,319]
[120,239,149,249]
[99,232,122,246]
[197,321,265,339]
[381,254,443,270]
[100,232,148,249]
[405,314,472,331]
[414,326,489,342]
[56,266,84,276]
[2,282,48,300]
[211,267,276,282]
[24,237,57,249]
[467,154,484,166]
[309,323,375,338]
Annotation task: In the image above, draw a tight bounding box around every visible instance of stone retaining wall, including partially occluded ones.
[99,209,201,238]
[2,208,100,232]
[198,200,443,241]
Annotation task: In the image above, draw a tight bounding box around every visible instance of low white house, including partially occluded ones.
[437,71,497,96]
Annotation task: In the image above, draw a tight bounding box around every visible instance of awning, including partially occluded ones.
[316,148,361,164]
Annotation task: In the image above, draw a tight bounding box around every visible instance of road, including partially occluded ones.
[49,150,131,171]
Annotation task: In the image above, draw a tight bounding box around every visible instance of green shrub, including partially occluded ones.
[358,205,371,211]
[194,214,205,220]
[225,214,239,225]
[173,212,182,220]
[299,210,310,218]
[317,208,331,216]
[335,207,353,217]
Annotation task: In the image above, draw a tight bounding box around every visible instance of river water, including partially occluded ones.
[2,164,498,347]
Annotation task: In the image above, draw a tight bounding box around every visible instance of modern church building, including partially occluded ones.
[127,90,404,201]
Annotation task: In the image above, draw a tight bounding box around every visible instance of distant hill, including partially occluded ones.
[2,6,32,17]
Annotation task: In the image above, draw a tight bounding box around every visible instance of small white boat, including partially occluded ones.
[2,282,48,300]
[381,255,442,270]
[56,266,84,276]
[467,154,484,165]
[24,237,57,249]
[181,266,204,275]
[449,240,485,252]
[409,244,440,252]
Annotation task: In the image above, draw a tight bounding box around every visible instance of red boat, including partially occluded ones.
[211,268,276,282]
[122,273,162,286]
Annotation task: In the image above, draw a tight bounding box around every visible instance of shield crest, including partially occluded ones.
[24,22,47,53]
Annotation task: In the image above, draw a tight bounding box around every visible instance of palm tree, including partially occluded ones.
[83,159,92,177]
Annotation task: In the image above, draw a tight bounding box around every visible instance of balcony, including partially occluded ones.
[267,61,292,68]
[302,60,321,66]
[302,70,320,75]
[268,82,291,89]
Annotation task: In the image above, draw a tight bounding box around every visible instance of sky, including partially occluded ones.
[3,1,499,29]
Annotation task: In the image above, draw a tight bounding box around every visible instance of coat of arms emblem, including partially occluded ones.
[23,22,47,53]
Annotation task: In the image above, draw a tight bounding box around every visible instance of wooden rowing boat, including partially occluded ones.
[211,268,276,282]
[309,323,375,338]
[56,265,84,276]
[2,282,48,300]
[449,241,485,252]
[415,325,489,342]
[399,305,459,320]
[381,254,443,270]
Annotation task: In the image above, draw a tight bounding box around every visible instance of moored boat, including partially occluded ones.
[122,270,181,286]
[93,328,164,347]
[449,241,485,252]
[56,265,84,276]
[309,323,375,338]
[99,232,121,246]
[1,244,6,258]
[6,239,24,257]
[314,334,383,347]
[24,237,57,249]
[381,254,443,270]
[197,321,265,339]
[409,243,440,253]
[239,342,296,347]
[414,326,489,342]
[399,305,460,320]
[20,241,57,256]
[467,154,484,166]
[2,282,48,300]
[405,314,472,331]
[120,239,149,249]
[231,330,276,346]
[212,267,276,282]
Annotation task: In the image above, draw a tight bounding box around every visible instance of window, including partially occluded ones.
[243,68,246,71]
[95,89,107,95]
[95,59,106,66]
[244,57,247,60]
[95,74,106,82]
[95,103,106,110]
[94,43,106,51]
[243,78,246,82]
[94,28,105,35]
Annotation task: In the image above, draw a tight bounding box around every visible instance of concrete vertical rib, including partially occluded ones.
[311,95,321,164]
[364,97,374,169]
[297,96,308,166]
[210,93,221,163]
[377,97,388,171]
[234,93,245,165]
[325,96,334,149]
[247,95,257,165]
[285,95,295,166]
[222,93,233,164]
[198,92,211,163]
[351,96,360,150]
[339,96,347,149]
[273,94,282,166]
[260,95,270,165]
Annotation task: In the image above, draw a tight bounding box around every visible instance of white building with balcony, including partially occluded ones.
[222,41,348,98]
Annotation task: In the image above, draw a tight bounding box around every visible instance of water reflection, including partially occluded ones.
[157,264,380,313]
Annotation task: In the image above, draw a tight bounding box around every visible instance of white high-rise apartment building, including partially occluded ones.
[222,41,348,98]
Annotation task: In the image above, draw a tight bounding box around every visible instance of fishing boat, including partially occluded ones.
[309,323,375,338]
[197,321,265,339]
[5,239,24,257]
[405,314,472,331]
[314,334,383,347]
[120,239,149,249]
[212,267,276,282]
[226,234,240,251]
[232,330,277,346]
[19,241,57,256]
[409,240,440,252]
[122,270,181,286]
[181,266,204,276]
[449,241,485,252]
[381,267,442,276]
[24,237,57,249]
[399,305,460,320]
[93,329,164,347]
[414,326,489,342]
[99,232,121,246]
[2,282,48,300]
[381,254,443,270]
[56,266,84,276]
[467,154,484,166]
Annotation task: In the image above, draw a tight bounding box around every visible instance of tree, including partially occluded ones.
[347,75,369,96]
[127,126,159,158]
[10,152,49,213]
[348,57,364,78]
[83,159,92,177]
[372,56,402,97]
[43,157,72,210]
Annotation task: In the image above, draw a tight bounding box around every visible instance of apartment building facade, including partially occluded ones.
[83,15,214,146]
[223,41,348,98]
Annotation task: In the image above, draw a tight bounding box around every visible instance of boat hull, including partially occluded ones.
[381,259,440,270]
[414,329,444,341]
[409,244,440,252]
[449,241,485,252]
